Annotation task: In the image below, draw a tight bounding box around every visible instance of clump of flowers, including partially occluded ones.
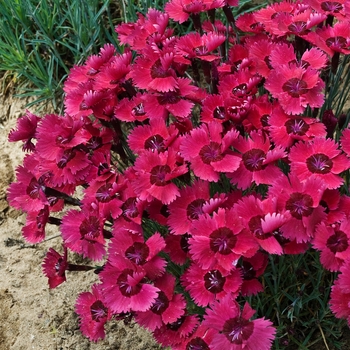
[7,0,350,348]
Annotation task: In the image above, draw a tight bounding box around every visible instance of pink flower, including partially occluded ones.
[132,149,187,204]
[330,260,350,324]
[8,110,40,151]
[42,247,68,289]
[289,138,350,189]
[165,0,225,23]
[61,207,106,261]
[181,262,242,306]
[268,105,326,149]
[189,208,259,271]
[135,273,186,331]
[108,230,166,280]
[203,295,276,350]
[265,63,325,115]
[313,219,350,271]
[22,206,50,243]
[268,174,327,243]
[227,130,286,189]
[180,122,240,182]
[75,284,112,342]
[100,255,160,314]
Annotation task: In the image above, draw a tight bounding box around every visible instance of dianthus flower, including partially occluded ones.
[268,174,327,243]
[99,255,160,314]
[131,148,187,204]
[114,93,149,122]
[8,110,40,152]
[265,63,325,115]
[153,315,200,347]
[135,273,186,331]
[289,137,350,189]
[189,208,259,271]
[75,284,112,342]
[180,122,240,182]
[42,247,68,289]
[330,259,350,324]
[227,130,286,189]
[181,262,242,306]
[108,229,166,280]
[313,219,350,271]
[203,295,276,350]
[268,105,326,148]
[60,206,106,261]
[165,0,225,24]
[22,206,50,243]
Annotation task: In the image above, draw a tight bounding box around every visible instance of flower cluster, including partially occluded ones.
[7,0,350,348]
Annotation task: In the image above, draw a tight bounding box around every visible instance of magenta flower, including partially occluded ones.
[75,284,112,342]
[203,295,276,350]
[289,137,350,189]
[265,63,325,115]
[8,110,40,151]
[42,247,68,289]
[165,0,225,23]
[268,105,326,148]
[180,122,240,182]
[268,174,327,243]
[61,208,106,261]
[135,273,186,331]
[99,255,160,314]
[22,206,50,243]
[330,259,350,324]
[313,219,350,271]
[132,149,187,204]
[227,130,286,189]
[181,262,242,306]
[108,229,166,280]
[153,315,199,347]
[189,208,259,271]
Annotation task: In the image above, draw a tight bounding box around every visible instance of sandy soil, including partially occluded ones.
[0,95,162,350]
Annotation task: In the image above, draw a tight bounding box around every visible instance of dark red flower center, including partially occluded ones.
[306,153,333,174]
[27,178,44,199]
[321,1,343,13]
[210,227,237,255]
[157,91,181,105]
[187,199,206,220]
[195,45,208,56]
[79,216,100,241]
[232,83,248,97]
[56,134,73,146]
[243,149,266,171]
[96,183,113,203]
[282,78,308,97]
[90,300,108,322]
[222,317,254,344]
[122,197,139,219]
[167,316,185,331]
[150,59,170,79]
[150,164,171,186]
[288,21,308,35]
[180,234,190,253]
[326,36,347,51]
[327,230,348,253]
[117,269,142,296]
[242,261,256,280]
[150,291,169,315]
[199,141,223,164]
[145,134,166,152]
[286,192,314,219]
[213,106,226,120]
[57,149,76,168]
[285,118,309,135]
[186,337,210,350]
[125,242,149,265]
[204,269,226,293]
[132,103,146,117]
